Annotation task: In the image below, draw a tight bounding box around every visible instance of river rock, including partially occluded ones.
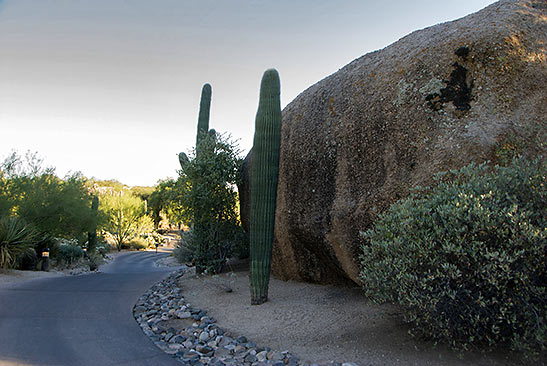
[240,0,547,284]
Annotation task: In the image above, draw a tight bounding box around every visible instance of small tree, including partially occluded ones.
[178,131,244,273]
[100,192,152,251]
[0,151,96,240]
[149,178,182,229]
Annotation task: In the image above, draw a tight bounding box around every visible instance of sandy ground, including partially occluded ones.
[177,265,530,366]
[0,268,66,289]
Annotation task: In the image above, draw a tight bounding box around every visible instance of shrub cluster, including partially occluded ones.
[360,158,546,354]
[56,239,85,265]
[127,237,149,251]
[177,132,246,273]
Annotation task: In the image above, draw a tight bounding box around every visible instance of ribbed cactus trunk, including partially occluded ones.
[196,83,212,152]
[194,83,212,274]
[250,69,282,305]
[87,195,99,253]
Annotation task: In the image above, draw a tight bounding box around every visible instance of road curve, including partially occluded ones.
[0,251,184,366]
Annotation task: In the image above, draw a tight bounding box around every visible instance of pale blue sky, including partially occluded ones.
[0,0,497,186]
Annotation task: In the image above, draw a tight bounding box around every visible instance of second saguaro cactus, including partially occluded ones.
[196,83,212,151]
[249,69,282,305]
[194,83,212,274]
[87,195,99,254]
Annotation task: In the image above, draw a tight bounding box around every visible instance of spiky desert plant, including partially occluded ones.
[193,83,212,274]
[0,216,36,269]
[196,83,212,151]
[87,195,99,254]
[249,69,282,305]
[178,152,189,169]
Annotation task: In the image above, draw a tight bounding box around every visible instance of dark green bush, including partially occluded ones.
[56,241,84,265]
[360,158,546,354]
[173,233,194,265]
[96,243,111,257]
[87,252,104,271]
[178,131,245,273]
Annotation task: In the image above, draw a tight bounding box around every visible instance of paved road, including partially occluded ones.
[0,251,184,366]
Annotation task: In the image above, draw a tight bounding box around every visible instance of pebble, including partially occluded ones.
[133,268,358,366]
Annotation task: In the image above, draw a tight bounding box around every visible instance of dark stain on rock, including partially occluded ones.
[455,46,470,60]
[426,48,473,112]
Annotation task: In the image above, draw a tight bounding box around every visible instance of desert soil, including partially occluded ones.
[176,263,529,366]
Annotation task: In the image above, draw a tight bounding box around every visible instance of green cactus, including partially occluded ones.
[178,152,189,169]
[194,83,212,274]
[87,195,99,254]
[249,69,282,305]
[196,83,212,151]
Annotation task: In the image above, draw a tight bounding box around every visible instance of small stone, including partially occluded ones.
[199,331,209,342]
[183,340,193,348]
[181,351,199,362]
[236,336,248,344]
[234,345,246,354]
[196,345,214,356]
[267,351,283,361]
[171,335,186,343]
[176,311,192,319]
[256,351,268,362]
[134,305,147,313]
[208,358,226,366]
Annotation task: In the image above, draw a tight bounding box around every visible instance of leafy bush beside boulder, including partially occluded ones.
[360,158,546,353]
[177,131,245,274]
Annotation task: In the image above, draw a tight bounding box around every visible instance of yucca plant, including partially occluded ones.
[0,216,37,269]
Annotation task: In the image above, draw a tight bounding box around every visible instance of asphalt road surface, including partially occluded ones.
[0,251,184,366]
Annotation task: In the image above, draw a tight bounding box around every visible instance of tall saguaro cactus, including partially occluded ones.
[250,69,282,305]
[196,83,212,151]
[194,83,212,274]
[87,195,99,254]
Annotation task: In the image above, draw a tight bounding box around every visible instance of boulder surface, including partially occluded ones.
[241,0,546,285]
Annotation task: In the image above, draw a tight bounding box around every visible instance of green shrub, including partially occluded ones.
[128,237,148,251]
[0,216,37,269]
[173,243,194,265]
[56,241,84,265]
[96,243,111,257]
[179,131,245,274]
[87,252,104,271]
[360,158,546,354]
